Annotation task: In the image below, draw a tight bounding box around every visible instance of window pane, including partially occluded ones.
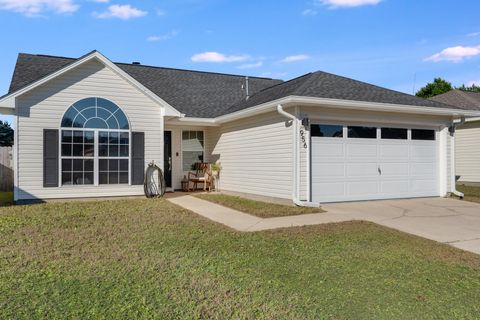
[72,172,83,185]
[62,172,73,185]
[412,129,435,141]
[311,124,343,137]
[84,118,108,129]
[97,98,118,114]
[73,144,83,157]
[82,106,96,120]
[99,132,109,144]
[119,172,129,184]
[109,132,119,144]
[120,159,129,171]
[73,97,96,112]
[84,159,94,172]
[115,111,129,130]
[99,144,108,157]
[73,131,83,143]
[99,172,108,184]
[183,151,204,171]
[62,159,72,171]
[61,108,76,127]
[109,172,119,184]
[109,145,119,157]
[84,144,95,157]
[73,159,83,171]
[119,145,129,157]
[72,116,85,128]
[106,117,119,130]
[109,159,119,171]
[83,172,94,185]
[99,159,108,171]
[62,144,72,157]
[84,131,94,144]
[347,126,377,139]
[381,128,407,140]
[62,130,72,143]
[120,133,129,144]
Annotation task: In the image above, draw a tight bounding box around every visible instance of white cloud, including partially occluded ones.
[467,32,480,37]
[237,61,263,69]
[425,45,480,63]
[302,8,318,16]
[191,52,249,63]
[316,0,382,8]
[147,30,180,42]
[94,4,147,20]
[280,54,310,63]
[0,0,79,16]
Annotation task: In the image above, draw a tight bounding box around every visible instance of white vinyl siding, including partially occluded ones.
[207,111,294,200]
[456,122,480,183]
[16,60,164,200]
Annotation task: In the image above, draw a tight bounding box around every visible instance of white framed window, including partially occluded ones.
[182,130,204,171]
[60,97,130,186]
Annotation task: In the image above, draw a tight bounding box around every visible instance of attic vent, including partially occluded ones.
[132,61,141,65]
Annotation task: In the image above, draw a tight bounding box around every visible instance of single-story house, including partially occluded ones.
[430,90,480,184]
[1,51,479,204]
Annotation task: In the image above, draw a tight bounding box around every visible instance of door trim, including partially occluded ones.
[164,130,173,190]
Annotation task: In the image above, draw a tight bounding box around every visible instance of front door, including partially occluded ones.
[164,131,172,188]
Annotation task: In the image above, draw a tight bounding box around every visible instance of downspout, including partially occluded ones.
[450,116,466,199]
[277,104,320,207]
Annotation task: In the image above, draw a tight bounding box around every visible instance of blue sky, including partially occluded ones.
[1,0,479,124]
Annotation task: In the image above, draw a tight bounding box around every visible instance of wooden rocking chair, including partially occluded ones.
[188,163,211,191]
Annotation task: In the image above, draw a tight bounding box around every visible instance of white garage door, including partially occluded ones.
[311,124,439,203]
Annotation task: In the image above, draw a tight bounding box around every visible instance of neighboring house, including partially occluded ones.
[430,90,480,184]
[0,51,478,204]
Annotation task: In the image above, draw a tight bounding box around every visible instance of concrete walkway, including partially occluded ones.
[167,195,480,254]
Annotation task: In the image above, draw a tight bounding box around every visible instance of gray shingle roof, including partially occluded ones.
[430,90,480,111]
[8,53,282,118]
[227,71,458,114]
[7,52,459,118]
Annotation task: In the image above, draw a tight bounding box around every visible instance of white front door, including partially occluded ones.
[311,124,439,203]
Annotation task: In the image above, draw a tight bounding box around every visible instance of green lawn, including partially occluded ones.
[194,193,323,218]
[456,184,480,203]
[1,199,479,319]
[0,192,13,206]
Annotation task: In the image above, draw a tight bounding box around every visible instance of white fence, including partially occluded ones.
[0,147,13,192]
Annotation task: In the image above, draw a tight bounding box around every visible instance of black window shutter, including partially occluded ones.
[131,132,145,185]
[43,129,59,187]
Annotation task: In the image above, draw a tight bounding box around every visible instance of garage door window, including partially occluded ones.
[347,126,377,139]
[311,124,343,137]
[381,128,407,140]
[412,129,435,140]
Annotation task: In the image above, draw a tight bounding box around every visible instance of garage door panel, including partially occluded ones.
[410,163,436,176]
[312,164,344,179]
[381,180,409,194]
[346,143,377,158]
[410,145,436,160]
[311,141,344,158]
[379,144,409,160]
[347,181,378,196]
[346,163,378,177]
[312,182,345,197]
[381,163,409,176]
[410,179,437,193]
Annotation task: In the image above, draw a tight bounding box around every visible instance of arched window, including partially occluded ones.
[60,98,130,186]
[61,97,129,129]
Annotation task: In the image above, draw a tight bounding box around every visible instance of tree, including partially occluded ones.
[457,83,480,93]
[415,77,453,98]
[0,120,14,147]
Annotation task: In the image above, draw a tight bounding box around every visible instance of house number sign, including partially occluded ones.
[300,129,307,149]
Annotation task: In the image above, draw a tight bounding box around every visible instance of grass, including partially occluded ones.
[0,192,13,206]
[194,193,323,218]
[456,184,480,203]
[1,199,480,319]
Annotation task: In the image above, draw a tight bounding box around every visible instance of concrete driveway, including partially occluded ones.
[323,198,480,254]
